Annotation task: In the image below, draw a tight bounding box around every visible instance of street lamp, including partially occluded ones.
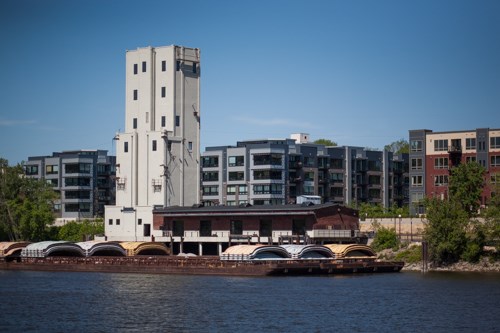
[398,214,402,238]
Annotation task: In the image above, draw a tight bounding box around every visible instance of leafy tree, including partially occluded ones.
[448,161,485,216]
[424,197,468,264]
[0,158,58,241]
[384,139,409,154]
[483,178,500,246]
[58,219,104,242]
[313,138,337,146]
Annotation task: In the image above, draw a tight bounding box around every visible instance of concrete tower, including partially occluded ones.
[105,45,201,241]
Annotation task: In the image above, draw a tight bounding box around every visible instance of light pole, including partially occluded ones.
[398,214,402,239]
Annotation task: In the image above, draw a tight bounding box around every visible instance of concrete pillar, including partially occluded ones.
[198,242,203,256]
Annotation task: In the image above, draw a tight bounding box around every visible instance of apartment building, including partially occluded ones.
[201,134,409,209]
[105,45,201,241]
[409,128,500,215]
[25,150,116,221]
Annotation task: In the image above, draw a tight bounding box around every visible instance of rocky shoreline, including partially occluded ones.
[401,258,500,273]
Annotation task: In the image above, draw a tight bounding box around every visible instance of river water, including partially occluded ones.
[0,270,498,332]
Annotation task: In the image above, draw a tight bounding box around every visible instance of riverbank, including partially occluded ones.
[402,257,500,273]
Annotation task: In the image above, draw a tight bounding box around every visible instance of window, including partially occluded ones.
[229,171,244,181]
[46,165,59,175]
[142,61,146,72]
[116,219,120,225]
[329,172,343,182]
[227,185,236,194]
[239,185,247,194]
[108,219,113,225]
[65,163,91,174]
[175,115,180,126]
[65,177,91,187]
[138,219,142,225]
[133,90,138,100]
[434,139,448,152]
[230,220,243,235]
[193,63,197,74]
[491,137,500,149]
[25,165,39,175]
[259,219,272,237]
[434,175,449,186]
[143,224,151,237]
[202,171,218,181]
[202,156,218,168]
[124,142,129,153]
[491,156,500,167]
[253,154,282,166]
[47,179,58,187]
[368,175,381,185]
[133,64,138,75]
[202,185,219,196]
[200,220,212,237]
[466,156,477,163]
[434,157,449,169]
[410,140,423,152]
[330,158,343,169]
[411,192,424,203]
[176,60,181,71]
[152,140,157,151]
[133,118,137,129]
[161,87,166,98]
[228,156,244,167]
[411,175,423,187]
[292,219,306,235]
[253,170,282,180]
[411,158,423,170]
[188,141,193,151]
[161,116,166,127]
[466,138,476,150]
[253,184,282,194]
[172,221,184,237]
[162,60,166,72]
[492,174,498,184]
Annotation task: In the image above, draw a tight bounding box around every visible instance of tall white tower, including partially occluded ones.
[105,45,201,241]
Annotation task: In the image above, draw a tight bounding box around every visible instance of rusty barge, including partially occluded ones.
[0,256,404,276]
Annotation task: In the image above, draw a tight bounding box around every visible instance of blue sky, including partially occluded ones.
[1,0,499,165]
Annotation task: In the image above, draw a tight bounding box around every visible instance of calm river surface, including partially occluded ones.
[0,270,499,332]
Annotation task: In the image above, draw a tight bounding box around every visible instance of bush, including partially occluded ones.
[371,226,399,252]
[395,245,422,264]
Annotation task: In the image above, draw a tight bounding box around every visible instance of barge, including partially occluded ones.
[0,256,404,276]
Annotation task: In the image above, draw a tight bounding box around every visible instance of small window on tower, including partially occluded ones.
[176,60,181,71]
[188,141,193,151]
[152,140,157,151]
[124,142,129,153]
[161,87,166,98]
[192,63,197,74]
[133,64,138,75]
[175,116,180,127]
[133,90,138,100]
[162,61,166,72]
[133,118,137,129]
[142,61,146,72]
[161,116,166,127]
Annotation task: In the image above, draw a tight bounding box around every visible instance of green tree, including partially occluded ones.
[448,161,485,216]
[371,222,399,251]
[424,198,469,264]
[58,219,104,242]
[0,158,58,241]
[483,178,500,246]
[313,138,337,146]
[384,139,409,154]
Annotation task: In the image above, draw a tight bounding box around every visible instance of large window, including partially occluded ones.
[434,139,448,152]
[466,138,476,150]
[226,185,236,195]
[253,170,282,180]
[65,163,91,174]
[410,140,423,152]
[253,184,282,194]
[259,219,272,237]
[411,175,423,187]
[329,172,343,183]
[411,192,424,203]
[434,157,449,169]
[46,165,59,175]
[25,165,39,175]
[491,137,500,149]
[491,156,500,167]
[202,171,218,181]
[368,175,381,185]
[65,190,90,199]
[239,185,248,194]
[172,220,184,237]
[253,154,282,166]
[292,219,306,235]
[228,156,244,167]
[202,185,218,196]
[330,158,343,169]
[200,220,212,237]
[230,220,243,235]
[65,177,91,187]
[229,171,244,181]
[202,156,218,168]
[434,175,449,186]
[411,158,423,170]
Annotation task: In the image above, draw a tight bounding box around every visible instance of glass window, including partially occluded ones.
[175,116,180,126]
[411,175,423,187]
[108,219,113,225]
[491,137,500,149]
[253,170,282,180]
[162,60,166,72]
[259,219,272,237]
[192,63,197,74]
[239,185,247,194]
[142,61,146,72]
[411,158,423,170]
[25,165,39,175]
[230,220,243,235]
[202,185,219,196]
[188,142,193,151]
[161,116,166,127]
[172,221,184,237]
[124,142,129,153]
[229,171,244,181]
[133,90,138,100]
[45,165,59,175]
[202,156,218,168]
[411,192,424,203]
[491,156,500,167]
[228,156,244,167]
[434,175,449,186]
[152,140,157,151]
[410,140,423,152]
[133,118,137,129]
[176,60,181,71]
[200,220,211,237]
[202,171,218,181]
[434,157,449,169]
[133,64,138,75]
[466,138,476,150]
[227,185,236,194]
[161,87,166,98]
[466,156,477,163]
[434,140,448,152]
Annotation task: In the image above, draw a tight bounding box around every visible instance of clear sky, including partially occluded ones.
[1,0,499,165]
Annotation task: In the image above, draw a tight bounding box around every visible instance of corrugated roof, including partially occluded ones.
[119,242,170,256]
[21,241,85,258]
[0,242,31,257]
[324,244,376,258]
[76,241,126,257]
[221,245,290,260]
[280,244,336,259]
